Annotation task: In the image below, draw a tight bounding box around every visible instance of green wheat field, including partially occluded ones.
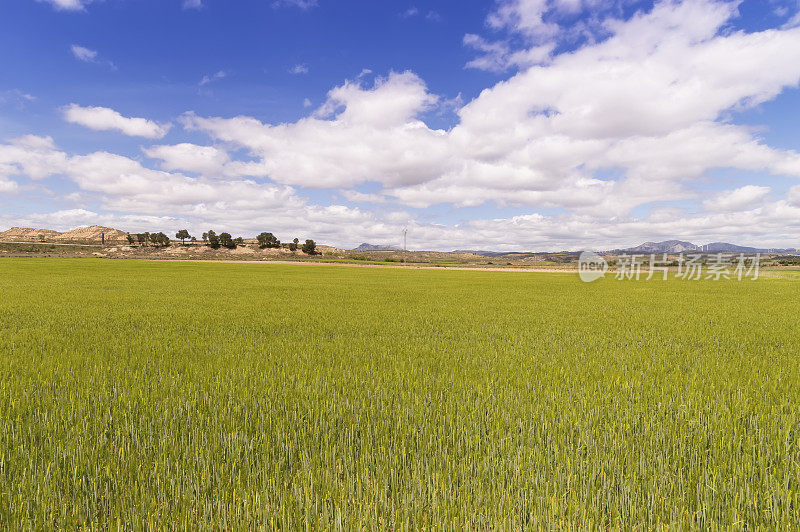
[1,258,798,528]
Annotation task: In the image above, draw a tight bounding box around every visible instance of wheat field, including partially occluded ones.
[1,258,798,528]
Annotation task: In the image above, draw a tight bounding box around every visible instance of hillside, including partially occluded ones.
[54,225,129,244]
[624,240,698,253]
[619,240,797,254]
[0,227,61,242]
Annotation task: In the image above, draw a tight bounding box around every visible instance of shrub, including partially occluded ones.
[302,239,317,255]
[257,232,281,249]
[219,233,236,249]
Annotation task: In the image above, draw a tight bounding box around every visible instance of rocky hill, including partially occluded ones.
[0,227,61,242]
[54,225,129,244]
[0,225,129,244]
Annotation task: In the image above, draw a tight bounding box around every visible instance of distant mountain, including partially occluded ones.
[354,243,401,251]
[618,240,796,254]
[452,250,550,257]
[703,242,797,253]
[703,242,760,253]
[623,240,698,253]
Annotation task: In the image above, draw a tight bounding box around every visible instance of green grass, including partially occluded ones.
[1,258,799,528]
[0,242,100,253]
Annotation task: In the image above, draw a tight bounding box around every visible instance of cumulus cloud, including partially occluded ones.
[38,0,91,11]
[7,0,800,250]
[179,1,800,217]
[0,135,69,180]
[183,0,203,9]
[143,143,231,175]
[62,104,172,139]
[703,185,772,212]
[182,71,449,188]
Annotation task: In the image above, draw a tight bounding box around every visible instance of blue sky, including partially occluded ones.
[2,0,800,250]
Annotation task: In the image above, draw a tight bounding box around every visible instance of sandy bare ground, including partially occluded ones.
[142,258,578,273]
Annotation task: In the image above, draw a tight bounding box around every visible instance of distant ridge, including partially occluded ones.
[617,240,797,254]
[354,243,402,251]
[622,240,698,253]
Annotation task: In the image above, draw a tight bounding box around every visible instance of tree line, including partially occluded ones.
[126,230,317,254]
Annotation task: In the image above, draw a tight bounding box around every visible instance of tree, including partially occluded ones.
[219,232,236,249]
[126,233,135,245]
[234,237,244,246]
[176,229,191,244]
[149,232,159,246]
[136,233,147,246]
[257,232,280,249]
[155,232,170,247]
[302,239,317,255]
[191,236,197,242]
[143,232,151,247]
[289,237,299,252]
[207,230,220,249]
[202,232,209,243]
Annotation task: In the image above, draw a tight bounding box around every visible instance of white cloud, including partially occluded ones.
[271,0,317,8]
[0,90,36,110]
[7,0,800,250]
[463,33,553,72]
[143,143,231,175]
[183,0,203,9]
[63,104,172,139]
[0,177,18,193]
[70,45,115,69]
[789,185,800,205]
[199,70,227,86]
[4,134,800,251]
[180,1,800,216]
[703,185,772,212]
[341,190,389,204]
[290,64,309,75]
[70,45,98,62]
[182,71,449,188]
[487,0,561,40]
[0,135,69,180]
[38,0,91,11]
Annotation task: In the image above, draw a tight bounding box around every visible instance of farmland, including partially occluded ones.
[1,258,799,528]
